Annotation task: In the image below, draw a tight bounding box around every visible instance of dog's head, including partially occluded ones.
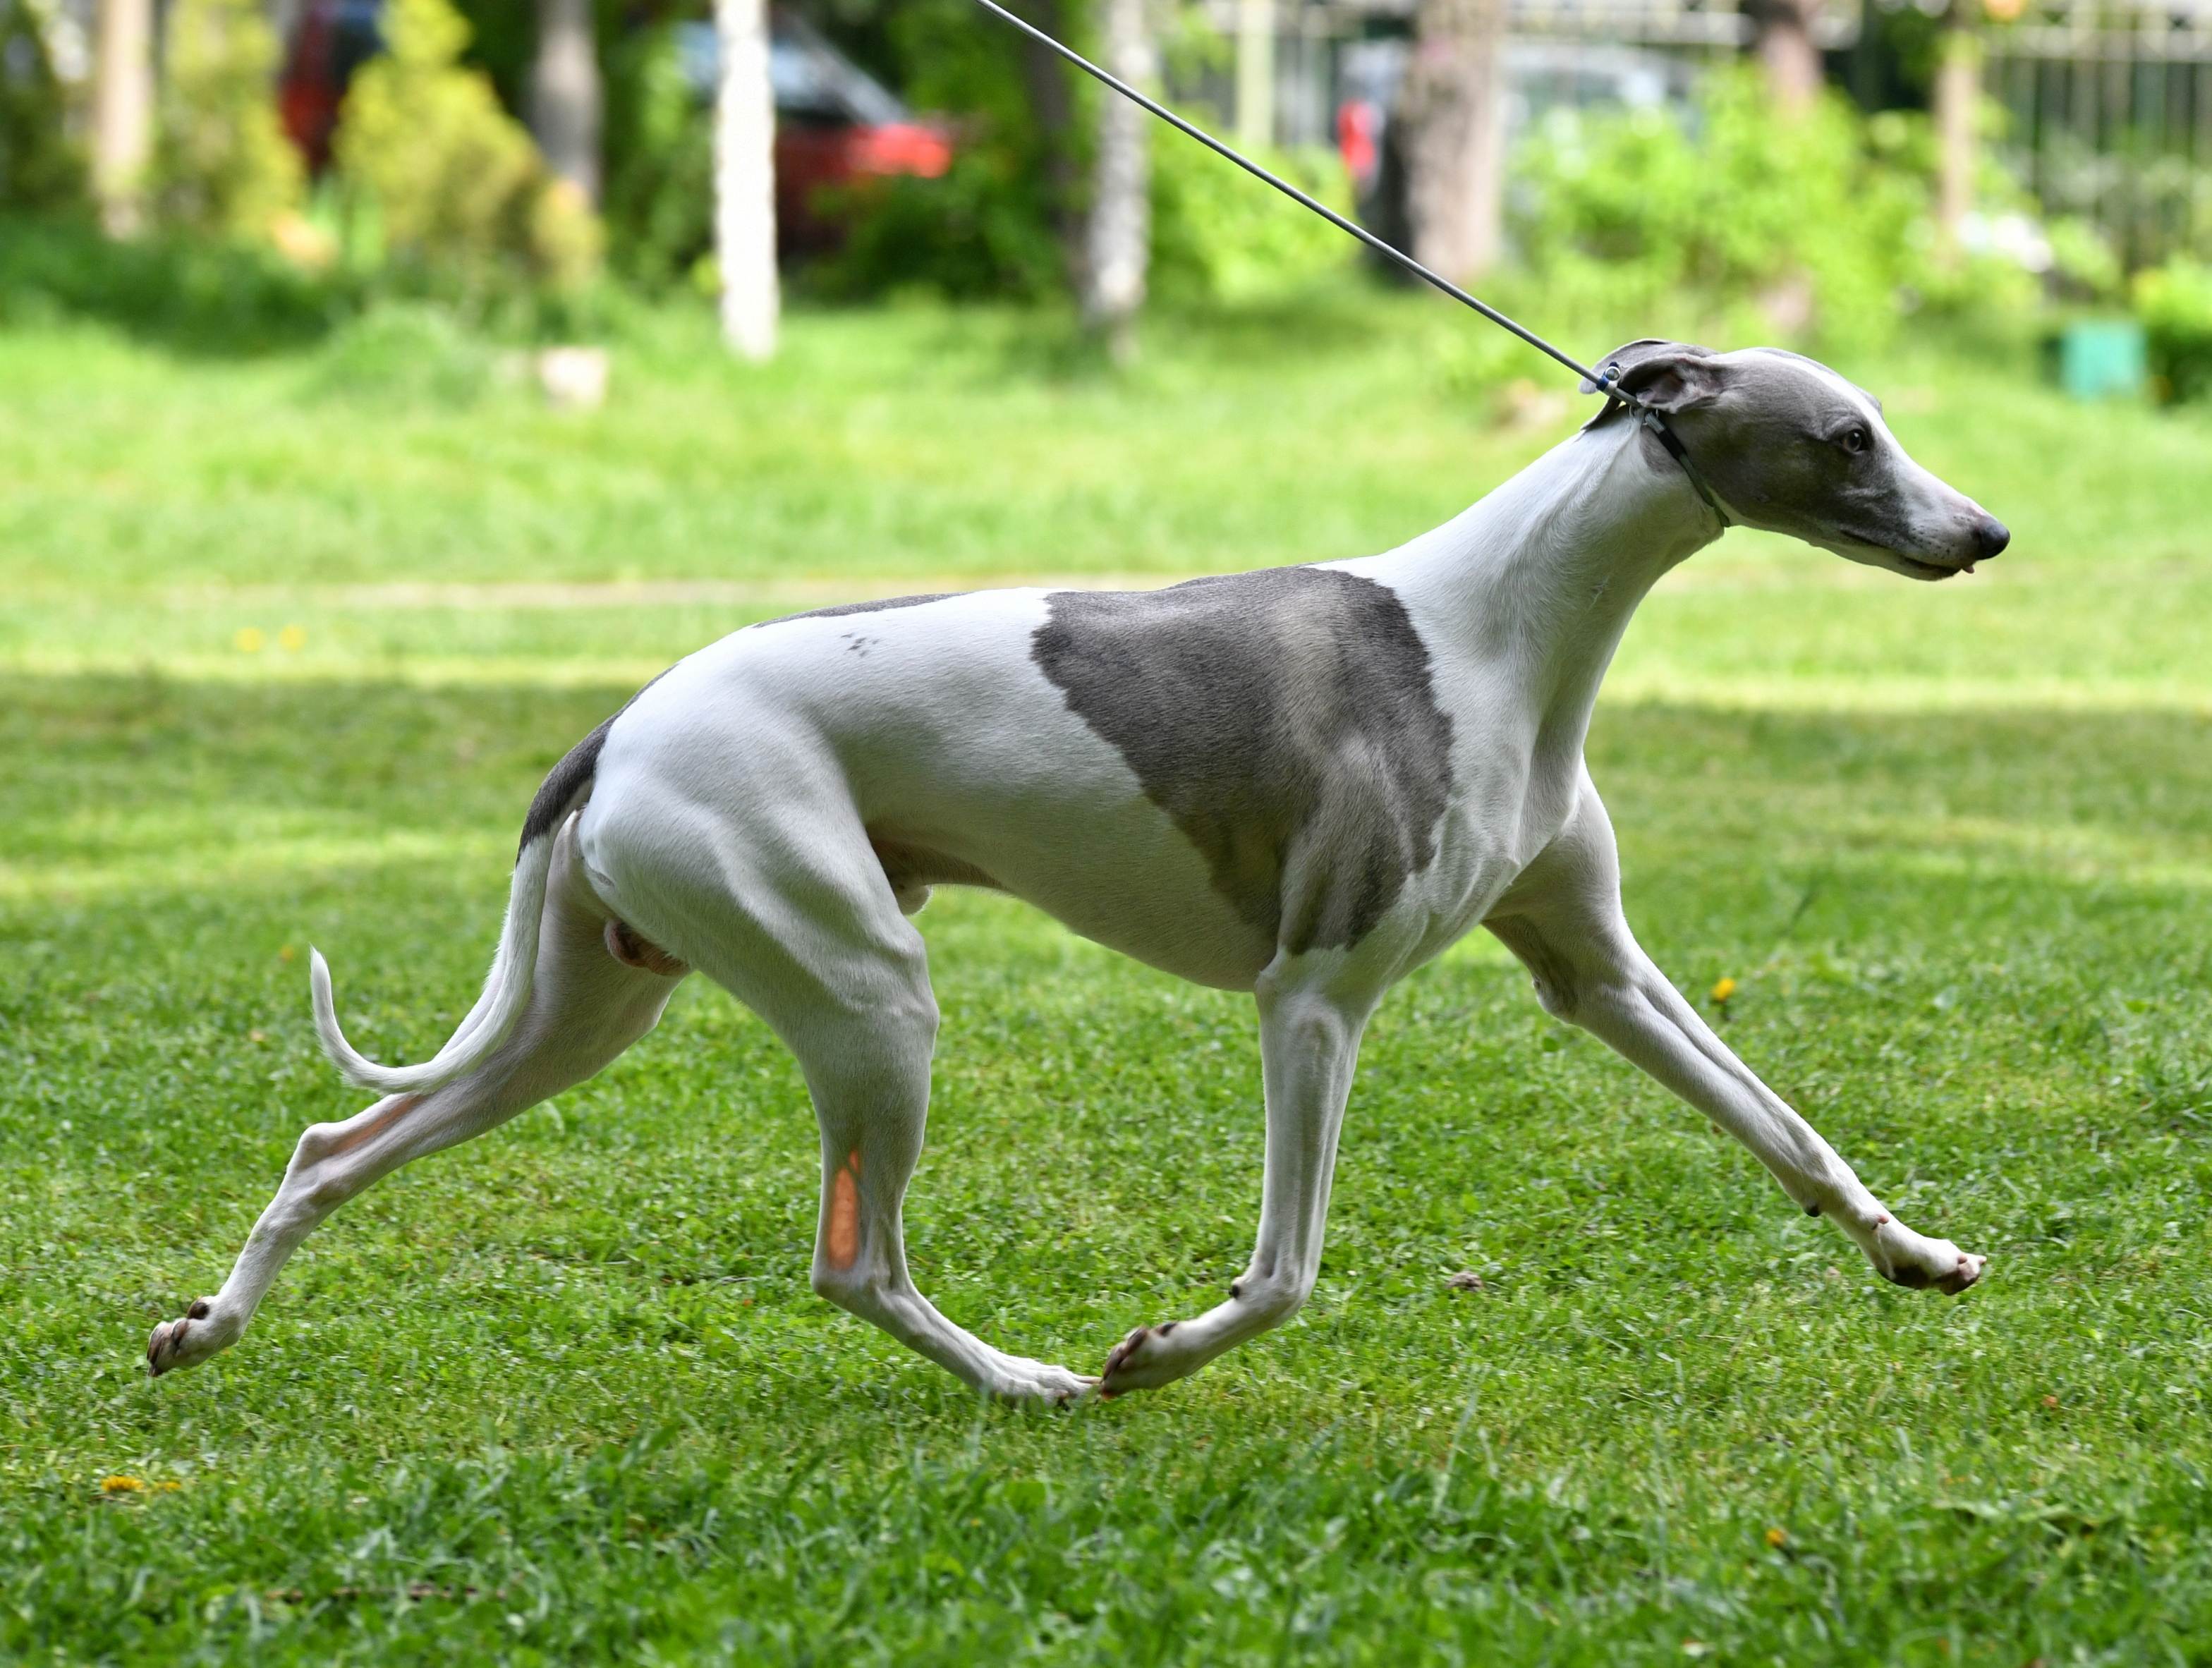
[1584,340,2008,580]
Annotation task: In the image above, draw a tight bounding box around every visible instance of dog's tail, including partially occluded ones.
[308,715,614,1095]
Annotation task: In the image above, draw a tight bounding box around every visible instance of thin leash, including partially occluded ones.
[964,0,1731,527]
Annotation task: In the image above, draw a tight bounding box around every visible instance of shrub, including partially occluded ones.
[0,212,351,351]
[602,21,714,291]
[0,0,85,212]
[1511,68,1932,351]
[303,298,504,405]
[153,0,305,241]
[2133,257,2212,401]
[1150,138,1353,305]
[333,0,602,296]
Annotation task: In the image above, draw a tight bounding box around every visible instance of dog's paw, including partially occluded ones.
[1097,1322,1193,1398]
[982,1356,1097,1407]
[1870,1219,1986,1296]
[146,1298,233,1377]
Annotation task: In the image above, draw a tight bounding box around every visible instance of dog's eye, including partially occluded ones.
[1842,426,1871,454]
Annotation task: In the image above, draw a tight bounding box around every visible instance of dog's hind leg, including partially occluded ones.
[147,818,684,1377]
[1485,774,1986,1296]
[581,792,1095,1406]
[792,1000,1094,1406]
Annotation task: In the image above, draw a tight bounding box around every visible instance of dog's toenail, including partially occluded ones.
[1804,1203,1821,1217]
[1228,1281,1243,1299]
[188,1300,210,1320]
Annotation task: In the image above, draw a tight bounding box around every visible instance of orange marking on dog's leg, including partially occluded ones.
[318,1094,421,1160]
[827,1147,863,1271]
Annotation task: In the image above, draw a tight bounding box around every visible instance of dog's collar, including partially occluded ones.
[1639,410,1733,530]
[1588,366,1733,530]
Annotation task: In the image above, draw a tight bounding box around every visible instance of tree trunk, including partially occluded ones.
[1746,0,1824,114]
[92,0,155,235]
[1235,0,1274,149]
[1397,0,1506,283]
[532,0,603,205]
[1083,0,1153,363]
[1933,5,1981,265]
[715,0,778,360]
[1014,0,1083,283]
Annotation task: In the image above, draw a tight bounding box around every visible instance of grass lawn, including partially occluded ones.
[4,295,2211,1664]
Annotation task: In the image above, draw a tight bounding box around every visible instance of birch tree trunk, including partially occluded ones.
[1933,4,1980,265]
[1235,0,1274,149]
[532,0,603,205]
[1746,0,1824,113]
[1397,0,1505,282]
[1083,0,1153,363]
[715,0,778,361]
[92,0,155,235]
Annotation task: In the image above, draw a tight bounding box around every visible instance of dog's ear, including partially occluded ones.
[1579,339,1722,430]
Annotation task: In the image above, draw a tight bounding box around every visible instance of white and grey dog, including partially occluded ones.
[150,340,2010,1401]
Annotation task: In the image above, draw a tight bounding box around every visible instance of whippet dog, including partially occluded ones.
[149,341,2011,1401]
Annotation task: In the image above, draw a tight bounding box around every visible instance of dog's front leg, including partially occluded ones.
[1098,970,1372,1397]
[1487,778,1985,1295]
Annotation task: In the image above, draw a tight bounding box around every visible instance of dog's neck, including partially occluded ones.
[1370,418,1722,725]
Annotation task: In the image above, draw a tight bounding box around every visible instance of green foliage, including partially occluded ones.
[153,0,305,242]
[0,0,84,212]
[0,212,351,351]
[301,298,506,406]
[602,21,714,291]
[1150,139,1353,305]
[809,0,1072,300]
[2133,256,2212,401]
[334,0,603,297]
[1512,69,1935,351]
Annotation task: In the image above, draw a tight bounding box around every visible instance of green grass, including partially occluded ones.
[4,297,2211,1664]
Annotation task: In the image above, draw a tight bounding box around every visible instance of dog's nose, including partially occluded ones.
[1972,515,2010,561]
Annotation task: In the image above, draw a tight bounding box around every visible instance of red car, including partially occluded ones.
[279,4,952,248]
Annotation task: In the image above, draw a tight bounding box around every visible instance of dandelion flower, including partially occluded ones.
[278,945,296,963]
[279,624,307,652]
[1710,976,1738,1004]
[1765,1525,1789,1548]
[235,627,265,654]
[100,1475,145,1493]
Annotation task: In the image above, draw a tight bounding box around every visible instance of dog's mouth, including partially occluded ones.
[1890,552,1975,581]
[1822,534,1975,582]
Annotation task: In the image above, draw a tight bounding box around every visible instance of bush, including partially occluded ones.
[153,0,305,241]
[2134,257,2212,401]
[806,0,1070,301]
[0,212,352,351]
[1150,138,1353,305]
[1511,68,1933,351]
[602,21,714,291]
[0,0,85,212]
[334,0,602,296]
[302,298,504,405]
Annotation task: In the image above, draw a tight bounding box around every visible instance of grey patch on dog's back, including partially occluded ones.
[753,592,952,628]
[1032,567,1453,954]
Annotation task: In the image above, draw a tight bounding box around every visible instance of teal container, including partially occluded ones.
[2054,318,2147,400]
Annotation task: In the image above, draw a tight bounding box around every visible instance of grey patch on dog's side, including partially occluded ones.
[517,670,667,855]
[752,592,952,628]
[1032,566,1453,954]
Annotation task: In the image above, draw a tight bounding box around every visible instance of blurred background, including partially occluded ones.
[8,0,2212,386]
[4,0,2211,737]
